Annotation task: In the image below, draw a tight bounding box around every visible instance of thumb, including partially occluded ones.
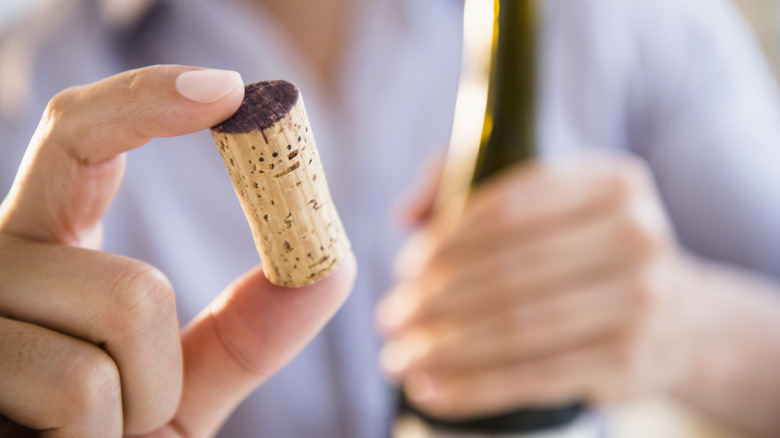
[167,254,357,437]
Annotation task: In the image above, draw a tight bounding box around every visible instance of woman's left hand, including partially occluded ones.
[377,154,697,420]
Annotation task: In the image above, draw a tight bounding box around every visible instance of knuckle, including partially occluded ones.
[208,307,270,379]
[607,171,633,204]
[619,212,661,256]
[495,275,519,309]
[63,349,121,417]
[604,167,634,205]
[110,263,176,335]
[489,258,514,295]
[44,87,78,122]
[616,155,652,186]
[484,187,521,231]
[625,270,657,315]
[604,157,651,204]
[41,85,104,165]
[124,65,163,89]
[613,336,641,373]
[528,356,567,383]
[419,397,453,419]
[118,69,155,138]
[42,87,81,146]
[503,307,529,339]
[122,66,159,103]
[477,252,508,282]
[539,371,573,401]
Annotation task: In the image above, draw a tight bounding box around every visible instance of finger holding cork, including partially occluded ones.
[211,80,350,287]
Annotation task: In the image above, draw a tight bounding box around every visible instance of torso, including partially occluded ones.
[253,0,355,97]
[3,1,780,437]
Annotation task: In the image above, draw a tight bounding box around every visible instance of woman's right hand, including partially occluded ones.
[0,65,356,437]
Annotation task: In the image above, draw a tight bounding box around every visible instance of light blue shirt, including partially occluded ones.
[1,0,779,436]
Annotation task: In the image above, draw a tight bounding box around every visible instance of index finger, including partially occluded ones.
[0,65,244,245]
[394,158,626,281]
[443,157,642,255]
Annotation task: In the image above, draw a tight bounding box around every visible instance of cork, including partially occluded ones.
[211,80,350,287]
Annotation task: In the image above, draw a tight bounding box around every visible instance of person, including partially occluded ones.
[1,0,780,437]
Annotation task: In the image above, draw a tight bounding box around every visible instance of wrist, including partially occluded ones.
[666,253,729,401]
[667,254,780,436]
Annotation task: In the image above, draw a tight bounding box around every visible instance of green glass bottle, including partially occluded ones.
[473,0,537,182]
[398,0,583,433]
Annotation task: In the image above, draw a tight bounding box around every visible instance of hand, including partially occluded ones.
[0,66,356,437]
[377,155,690,420]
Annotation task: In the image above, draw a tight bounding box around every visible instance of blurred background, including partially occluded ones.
[0,1,778,437]
[0,0,47,30]
[735,0,780,80]
[1,0,780,83]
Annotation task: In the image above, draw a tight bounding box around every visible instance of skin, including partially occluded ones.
[0,1,358,435]
[4,1,780,437]
[0,65,356,437]
[253,1,780,435]
[377,156,780,438]
[253,0,354,96]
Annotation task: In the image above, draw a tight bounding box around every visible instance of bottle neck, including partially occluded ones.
[472,0,539,185]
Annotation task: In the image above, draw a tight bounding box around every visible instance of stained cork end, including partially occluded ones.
[212,80,300,134]
[210,80,350,287]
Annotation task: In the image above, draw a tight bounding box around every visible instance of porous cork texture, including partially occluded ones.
[211,80,350,287]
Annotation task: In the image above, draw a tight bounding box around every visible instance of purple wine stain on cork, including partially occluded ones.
[212,80,299,133]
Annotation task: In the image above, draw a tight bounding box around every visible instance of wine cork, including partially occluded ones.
[210,80,350,287]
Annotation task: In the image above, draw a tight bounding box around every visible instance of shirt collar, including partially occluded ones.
[99,0,160,29]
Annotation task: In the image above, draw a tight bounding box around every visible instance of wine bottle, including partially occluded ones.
[396,0,584,434]
[472,0,537,182]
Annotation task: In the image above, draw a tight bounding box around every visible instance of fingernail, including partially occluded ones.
[405,373,436,402]
[380,340,413,376]
[376,289,418,334]
[394,232,435,280]
[176,69,243,103]
[379,331,431,377]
